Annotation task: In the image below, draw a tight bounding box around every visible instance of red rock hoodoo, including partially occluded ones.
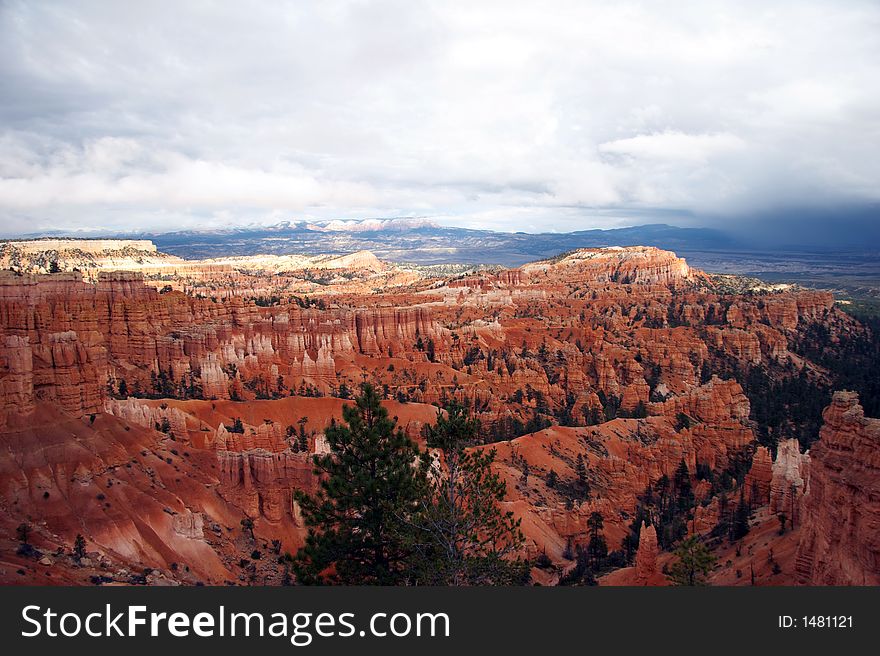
[0,242,873,586]
[796,392,880,585]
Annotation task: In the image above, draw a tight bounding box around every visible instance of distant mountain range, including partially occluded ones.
[135,220,741,266]
[10,219,880,301]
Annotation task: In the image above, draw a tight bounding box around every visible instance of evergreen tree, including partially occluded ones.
[297,416,309,452]
[632,400,648,418]
[16,522,30,544]
[587,511,608,568]
[667,536,716,586]
[777,512,788,535]
[732,488,751,540]
[73,534,87,562]
[407,403,527,585]
[575,454,590,499]
[674,459,694,512]
[293,383,427,584]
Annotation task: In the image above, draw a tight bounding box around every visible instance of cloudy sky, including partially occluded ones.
[1,0,878,238]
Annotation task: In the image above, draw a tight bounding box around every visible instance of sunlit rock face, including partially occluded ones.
[0,243,870,585]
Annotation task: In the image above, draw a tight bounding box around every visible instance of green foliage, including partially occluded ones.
[598,391,622,421]
[624,468,693,552]
[674,459,694,512]
[554,392,579,426]
[587,511,608,568]
[485,412,551,443]
[675,413,693,431]
[709,314,880,454]
[293,384,427,584]
[559,518,619,585]
[632,400,648,419]
[667,536,716,586]
[731,488,751,540]
[583,405,603,426]
[535,551,553,569]
[407,403,527,585]
[777,512,788,535]
[574,454,590,500]
[794,315,880,418]
[335,382,352,399]
[73,534,87,562]
[462,346,483,366]
[225,417,245,434]
[558,545,598,586]
[16,522,30,544]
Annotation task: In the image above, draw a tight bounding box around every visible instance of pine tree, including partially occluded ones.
[633,400,648,418]
[667,536,716,586]
[293,383,427,584]
[297,416,309,452]
[777,512,788,535]
[732,488,751,540]
[575,454,590,499]
[16,522,30,544]
[407,403,527,585]
[587,511,608,568]
[73,534,87,562]
[674,459,693,512]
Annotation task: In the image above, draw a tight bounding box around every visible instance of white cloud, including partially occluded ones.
[599,132,746,163]
[0,0,878,235]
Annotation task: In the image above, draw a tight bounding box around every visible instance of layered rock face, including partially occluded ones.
[745,446,773,506]
[0,403,235,583]
[518,247,703,287]
[0,269,446,415]
[0,239,178,277]
[770,439,810,523]
[0,335,33,424]
[796,392,880,585]
[0,243,871,585]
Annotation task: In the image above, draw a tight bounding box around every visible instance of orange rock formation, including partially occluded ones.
[795,392,880,585]
[0,244,874,586]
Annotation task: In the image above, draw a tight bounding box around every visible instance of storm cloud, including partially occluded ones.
[1,0,878,238]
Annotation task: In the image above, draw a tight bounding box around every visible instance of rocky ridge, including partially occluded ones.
[0,243,875,585]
